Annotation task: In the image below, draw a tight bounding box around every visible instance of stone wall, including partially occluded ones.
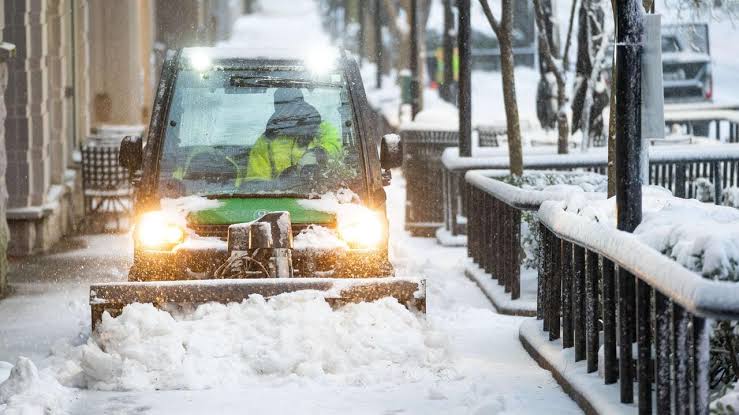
[3,0,80,256]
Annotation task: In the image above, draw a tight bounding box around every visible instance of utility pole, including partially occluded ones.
[374,0,383,89]
[442,0,455,103]
[410,0,420,118]
[458,0,471,157]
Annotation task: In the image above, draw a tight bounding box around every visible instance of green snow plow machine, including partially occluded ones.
[89,48,424,328]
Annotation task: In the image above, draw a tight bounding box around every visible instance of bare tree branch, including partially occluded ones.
[478,0,501,37]
[563,0,579,71]
[533,0,570,153]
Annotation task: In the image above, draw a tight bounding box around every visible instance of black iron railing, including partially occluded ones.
[443,144,739,239]
[535,201,739,414]
[401,127,459,237]
[465,171,604,304]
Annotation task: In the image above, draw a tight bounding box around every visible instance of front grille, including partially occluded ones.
[188,222,334,239]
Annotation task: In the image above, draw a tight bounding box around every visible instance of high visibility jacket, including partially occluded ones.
[245,121,342,180]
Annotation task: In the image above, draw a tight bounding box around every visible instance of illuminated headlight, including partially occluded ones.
[338,210,385,249]
[305,47,338,74]
[135,211,185,250]
[189,52,212,72]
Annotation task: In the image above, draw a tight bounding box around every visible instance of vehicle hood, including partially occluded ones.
[187,198,335,226]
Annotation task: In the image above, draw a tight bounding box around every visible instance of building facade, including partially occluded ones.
[0,0,240,292]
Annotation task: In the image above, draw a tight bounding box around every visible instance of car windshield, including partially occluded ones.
[158,65,364,198]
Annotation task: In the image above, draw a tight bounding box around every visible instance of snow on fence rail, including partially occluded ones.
[532,200,739,413]
[441,144,739,239]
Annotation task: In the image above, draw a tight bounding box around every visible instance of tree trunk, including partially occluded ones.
[500,1,523,175]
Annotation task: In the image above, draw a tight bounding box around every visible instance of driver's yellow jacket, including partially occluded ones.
[245,121,341,180]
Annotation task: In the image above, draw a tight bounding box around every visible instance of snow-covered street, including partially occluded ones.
[8,0,739,412]
[0,172,580,414]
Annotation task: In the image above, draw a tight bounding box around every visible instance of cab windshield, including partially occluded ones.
[158,66,364,198]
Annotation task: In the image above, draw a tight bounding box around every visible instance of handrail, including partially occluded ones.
[538,200,739,320]
[464,170,605,211]
[442,142,739,171]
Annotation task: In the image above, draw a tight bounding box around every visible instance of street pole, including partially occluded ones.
[458,0,472,157]
[374,0,383,89]
[614,2,643,409]
[410,0,420,118]
[442,0,455,103]
[615,1,643,233]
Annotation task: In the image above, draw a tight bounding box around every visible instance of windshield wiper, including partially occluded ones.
[203,192,319,199]
[230,76,342,89]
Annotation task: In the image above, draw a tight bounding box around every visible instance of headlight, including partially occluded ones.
[337,209,385,249]
[135,211,185,250]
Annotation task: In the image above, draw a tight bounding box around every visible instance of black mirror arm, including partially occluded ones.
[382,169,392,186]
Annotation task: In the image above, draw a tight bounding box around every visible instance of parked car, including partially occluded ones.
[661,23,712,103]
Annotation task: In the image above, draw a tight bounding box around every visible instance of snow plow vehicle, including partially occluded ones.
[89,48,424,328]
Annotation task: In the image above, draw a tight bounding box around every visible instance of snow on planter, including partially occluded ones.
[46,291,449,391]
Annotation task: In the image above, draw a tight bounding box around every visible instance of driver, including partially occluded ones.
[245,88,341,181]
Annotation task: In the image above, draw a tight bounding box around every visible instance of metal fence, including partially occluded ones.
[533,201,739,413]
[445,144,739,239]
[401,128,459,236]
[465,170,604,301]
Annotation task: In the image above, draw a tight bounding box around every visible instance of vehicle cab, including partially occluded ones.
[119,47,400,280]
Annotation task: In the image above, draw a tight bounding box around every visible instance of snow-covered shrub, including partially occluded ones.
[502,171,607,270]
[520,212,540,270]
[722,187,739,209]
[694,177,715,203]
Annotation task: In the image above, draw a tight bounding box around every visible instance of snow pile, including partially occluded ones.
[0,357,70,414]
[293,225,347,251]
[49,292,449,391]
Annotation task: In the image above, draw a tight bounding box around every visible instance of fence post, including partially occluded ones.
[675,163,687,198]
[713,161,722,204]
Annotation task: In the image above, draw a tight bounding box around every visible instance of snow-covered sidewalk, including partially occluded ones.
[0,171,580,414]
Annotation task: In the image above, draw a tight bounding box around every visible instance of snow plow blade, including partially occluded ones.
[90,277,426,329]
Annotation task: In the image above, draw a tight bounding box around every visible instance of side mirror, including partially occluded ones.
[119,135,143,171]
[382,169,392,186]
[380,133,402,170]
